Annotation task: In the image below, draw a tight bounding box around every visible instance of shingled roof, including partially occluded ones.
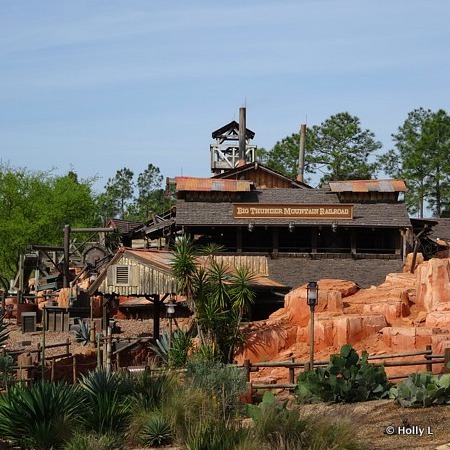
[176,188,411,228]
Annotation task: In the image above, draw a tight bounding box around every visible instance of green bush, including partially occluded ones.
[296,344,391,403]
[0,380,83,449]
[389,372,450,407]
[186,360,247,417]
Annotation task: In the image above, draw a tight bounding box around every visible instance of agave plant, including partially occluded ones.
[75,318,91,345]
[0,380,83,449]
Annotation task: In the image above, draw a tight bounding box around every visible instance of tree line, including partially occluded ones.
[259,108,450,218]
[0,163,172,289]
[0,106,448,288]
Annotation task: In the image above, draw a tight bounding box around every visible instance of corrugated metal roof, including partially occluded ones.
[176,177,252,192]
[329,179,406,193]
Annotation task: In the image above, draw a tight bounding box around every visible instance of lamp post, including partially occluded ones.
[165,298,177,351]
[307,281,319,370]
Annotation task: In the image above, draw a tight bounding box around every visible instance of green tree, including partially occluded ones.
[379,108,450,217]
[307,112,381,184]
[263,112,381,185]
[0,164,98,289]
[98,167,134,220]
[134,163,169,220]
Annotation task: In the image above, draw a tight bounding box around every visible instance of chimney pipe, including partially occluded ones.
[297,124,307,182]
[238,107,246,166]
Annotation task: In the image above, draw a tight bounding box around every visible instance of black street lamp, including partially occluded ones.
[165,297,177,350]
[307,281,319,370]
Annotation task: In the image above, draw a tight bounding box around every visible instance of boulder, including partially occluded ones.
[416,258,450,311]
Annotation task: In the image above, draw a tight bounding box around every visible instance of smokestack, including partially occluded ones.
[297,124,307,182]
[238,107,246,166]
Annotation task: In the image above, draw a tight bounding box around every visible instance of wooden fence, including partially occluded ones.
[241,345,450,391]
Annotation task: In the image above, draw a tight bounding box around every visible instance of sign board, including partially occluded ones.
[233,204,354,220]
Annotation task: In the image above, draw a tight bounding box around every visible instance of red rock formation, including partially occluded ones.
[237,257,450,381]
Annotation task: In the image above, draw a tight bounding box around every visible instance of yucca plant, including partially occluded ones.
[139,413,172,447]
[0,380,83,449]
[0,313,10,345]
[79,369,134,434]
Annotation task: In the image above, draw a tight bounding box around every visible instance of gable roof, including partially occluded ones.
[212,120,255,140]
[212,161,310,189]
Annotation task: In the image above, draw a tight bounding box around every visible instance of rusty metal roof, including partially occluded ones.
[329,179,406,193]
[176,177,253,192]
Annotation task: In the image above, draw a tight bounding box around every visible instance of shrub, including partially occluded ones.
[296,344,391,403]
[64,431,125,450]
[389,372,450,407]
[186,419,252,450]
[186,359,247,417]
[131,370,178,411]
[0,380,83,449]
[0,353,14,389]
[247,392,307,447]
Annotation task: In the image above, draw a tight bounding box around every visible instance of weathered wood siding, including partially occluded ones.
[97,255,177,296]
[212,255,268,276]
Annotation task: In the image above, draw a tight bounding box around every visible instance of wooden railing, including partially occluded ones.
[240,345,450,390]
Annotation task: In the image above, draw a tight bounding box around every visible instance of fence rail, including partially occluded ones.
[241,345,450,391]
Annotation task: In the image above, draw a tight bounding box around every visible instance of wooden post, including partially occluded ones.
[444,348,450,374]
[243,359,251,382]
[63,224,70,288]
[289,357,295,384]
[0,290,5,316]
[51,360,55,381]
[425,344,432,373]
[72,355,77,384]
[66,338,70,356]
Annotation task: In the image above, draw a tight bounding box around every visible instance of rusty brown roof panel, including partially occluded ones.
[329,179,406,193]
[176,177,252,192]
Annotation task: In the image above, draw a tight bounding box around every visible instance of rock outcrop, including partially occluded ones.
[237,255,450,379]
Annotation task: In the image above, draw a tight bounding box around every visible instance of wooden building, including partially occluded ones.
[138,114,412,289]
[89,248,289,321]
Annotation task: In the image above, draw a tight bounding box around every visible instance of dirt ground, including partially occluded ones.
[299,399,450,450]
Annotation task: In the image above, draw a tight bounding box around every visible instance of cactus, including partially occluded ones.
[296,344,391,403]
[389,372,450,407]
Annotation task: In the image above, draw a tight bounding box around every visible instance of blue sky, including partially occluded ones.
[1,0,449,192]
